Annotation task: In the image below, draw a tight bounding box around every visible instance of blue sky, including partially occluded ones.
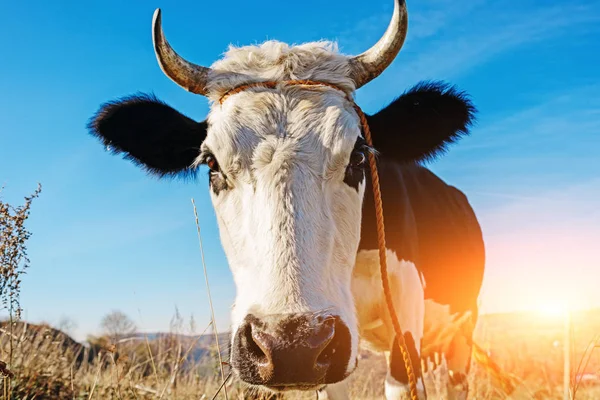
[1,0,598,340]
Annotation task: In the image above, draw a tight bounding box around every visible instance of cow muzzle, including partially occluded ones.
[231,313,352,390]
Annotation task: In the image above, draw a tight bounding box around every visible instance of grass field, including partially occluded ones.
[1,309,599,399]
[2,188,599,399]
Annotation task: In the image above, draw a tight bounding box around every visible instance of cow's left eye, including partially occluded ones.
[205,155,220,173]
[348,151,367,168]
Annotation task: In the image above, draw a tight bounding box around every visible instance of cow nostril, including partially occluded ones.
[315,318,337,367]
[242,323,268,362]
[316,339,336,366]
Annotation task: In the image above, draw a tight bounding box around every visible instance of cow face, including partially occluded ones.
[88,0,476,392]
[204,65,366,388]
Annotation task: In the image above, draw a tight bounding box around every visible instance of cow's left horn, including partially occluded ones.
[152,9,211,95]
[349,0,408,89]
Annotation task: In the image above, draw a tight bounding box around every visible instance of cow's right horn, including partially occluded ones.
[152,9,211,96]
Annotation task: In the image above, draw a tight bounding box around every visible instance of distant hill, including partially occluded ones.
[4,307,599,365]
[477,308,600,339]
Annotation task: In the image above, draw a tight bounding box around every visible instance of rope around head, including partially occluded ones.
[219,80,420,400]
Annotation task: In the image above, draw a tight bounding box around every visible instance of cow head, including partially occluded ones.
[88,0,475,392]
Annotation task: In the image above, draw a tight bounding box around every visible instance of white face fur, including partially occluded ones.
[198,41,368,373]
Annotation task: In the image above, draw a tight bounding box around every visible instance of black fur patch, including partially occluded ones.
[209,171,228,195]
[87,93,207,177]
[389,332,421,385]
[366,81,476,163]
[343,137,368,191]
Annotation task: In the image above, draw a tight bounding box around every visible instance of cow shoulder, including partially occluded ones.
[359,161,484,313]
[398,163,485,313]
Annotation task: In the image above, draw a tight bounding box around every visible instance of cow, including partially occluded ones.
[87,0,485,398]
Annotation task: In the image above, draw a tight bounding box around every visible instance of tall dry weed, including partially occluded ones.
[0,184,41,399]
[0,184,41,319]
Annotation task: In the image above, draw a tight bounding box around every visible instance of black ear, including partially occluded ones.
[366,81,476,163]
[87,93,207,177]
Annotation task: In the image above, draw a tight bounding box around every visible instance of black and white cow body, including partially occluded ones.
[87,1,485,398]
[363,161,485,324]
[357,160,485,394]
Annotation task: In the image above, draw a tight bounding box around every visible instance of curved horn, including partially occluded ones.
[152,9,211,95]
[349,0,408,89]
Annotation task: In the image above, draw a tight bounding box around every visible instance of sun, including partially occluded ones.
[536,300,569,318]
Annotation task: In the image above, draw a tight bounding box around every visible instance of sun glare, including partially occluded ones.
[536,300,569,318]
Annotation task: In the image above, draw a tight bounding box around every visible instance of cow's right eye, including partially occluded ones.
[348,151,367,168]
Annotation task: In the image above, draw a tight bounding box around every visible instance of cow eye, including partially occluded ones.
[348,151,367,168]
[203,153,227,194]
[206,155,220,172]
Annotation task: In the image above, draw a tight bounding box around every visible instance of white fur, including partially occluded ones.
[200,41,364,376]
[205,41,356,102]
[385,375,426,400]
[352,250,425,353]
[353,250,425,399]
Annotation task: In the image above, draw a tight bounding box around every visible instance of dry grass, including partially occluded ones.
[2,187,599,399]
[0,310,599,399]
[0,318,383,400]
[0,319,230,400]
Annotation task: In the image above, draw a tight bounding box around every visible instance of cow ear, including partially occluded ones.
[88,93,207,177]
[366,81,476,163]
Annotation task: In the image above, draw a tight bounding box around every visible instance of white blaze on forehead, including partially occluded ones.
[204,86,360,182]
